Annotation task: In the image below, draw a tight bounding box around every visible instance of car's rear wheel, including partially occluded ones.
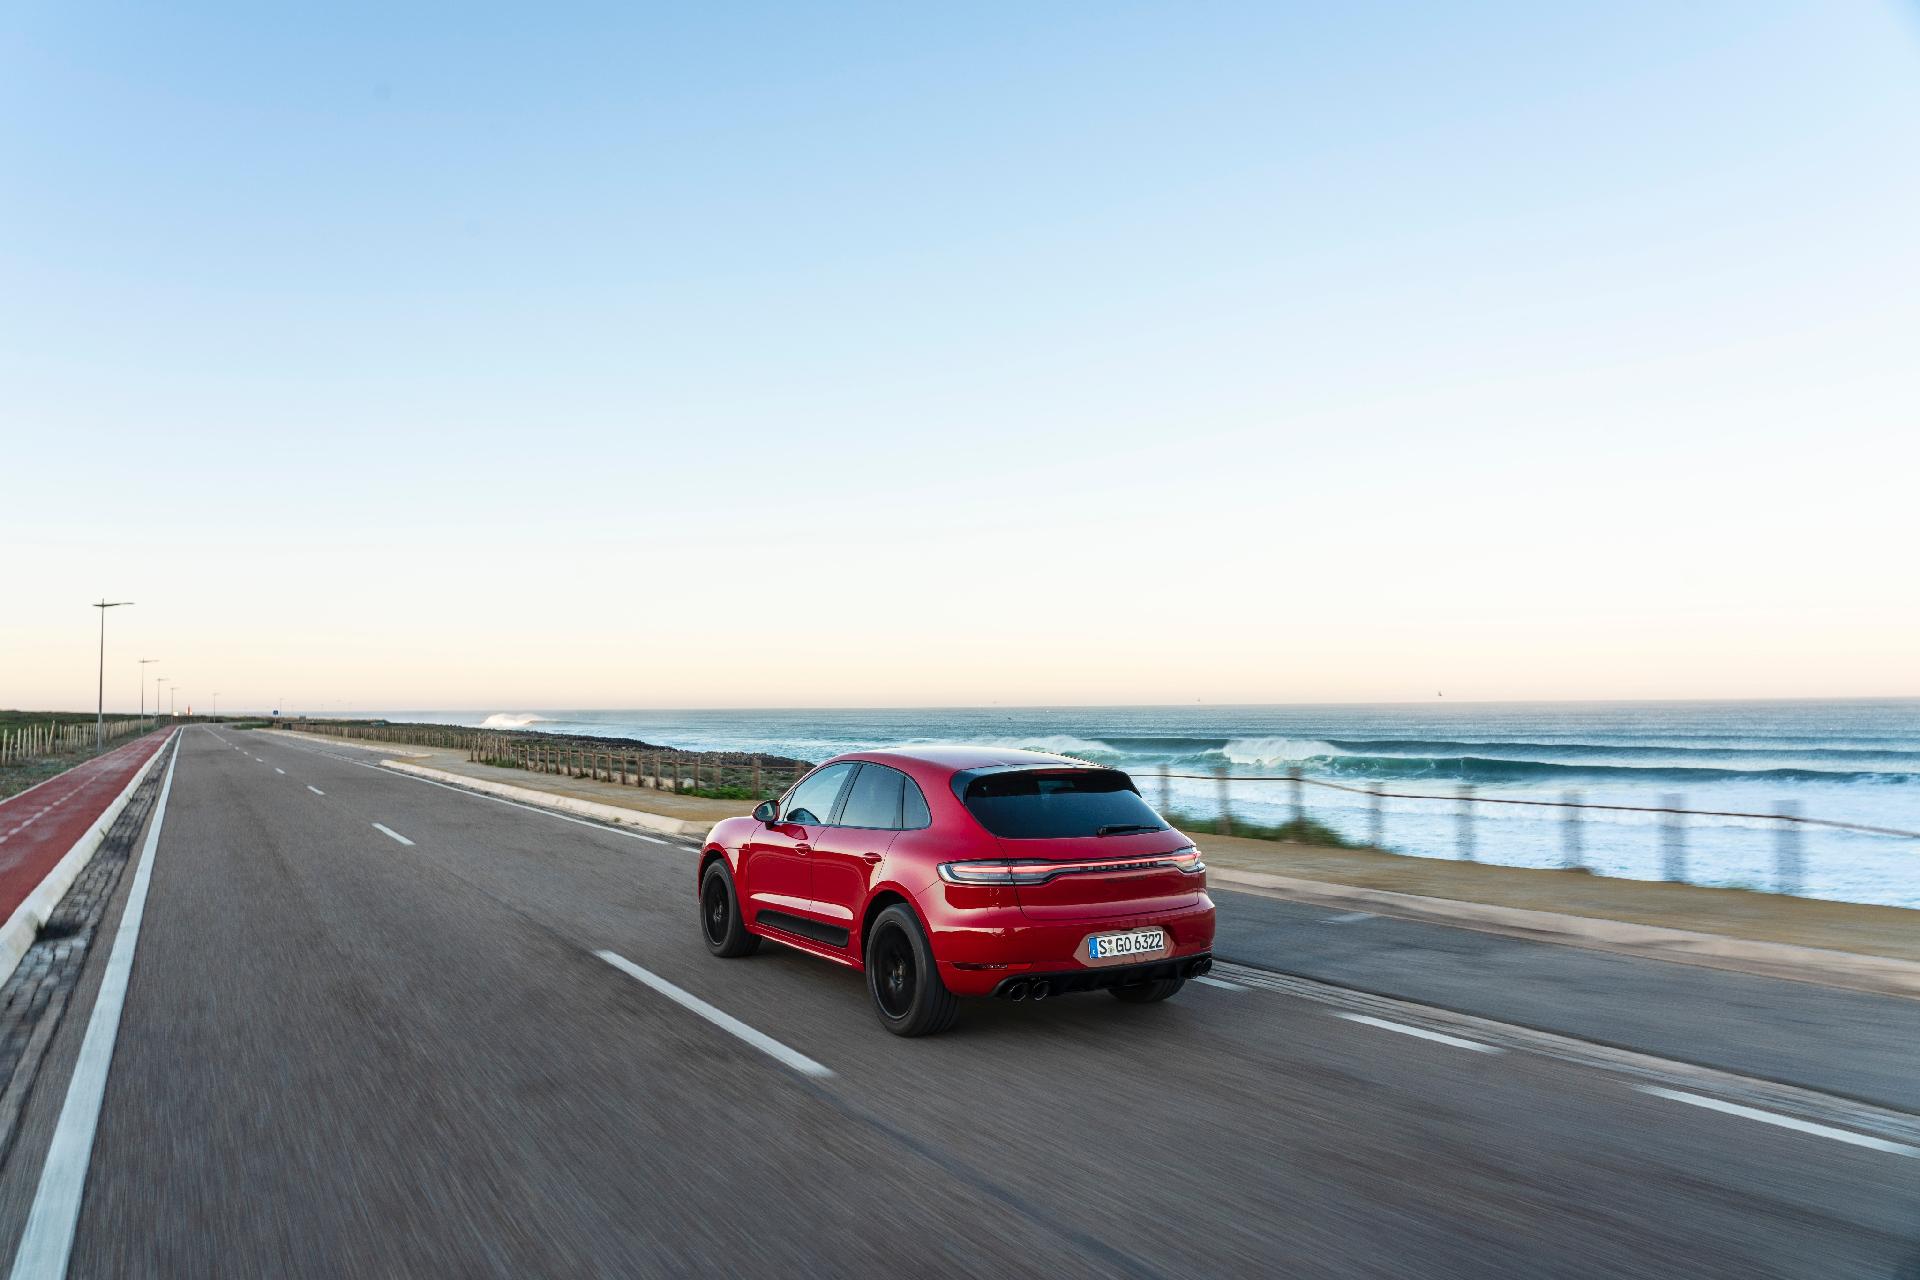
[865,904,958,1036]
[700,859,760,958]
[1110,976,1185,1004]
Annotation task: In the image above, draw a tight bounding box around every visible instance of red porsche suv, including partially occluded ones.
[696,746,1215,1035]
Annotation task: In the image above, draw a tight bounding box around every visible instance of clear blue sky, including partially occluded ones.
[4,3,1917,710]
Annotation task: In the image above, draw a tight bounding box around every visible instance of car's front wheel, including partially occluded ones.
[1110,976,1185,1004]
[700,859,760,958]
[865,904,958,1036]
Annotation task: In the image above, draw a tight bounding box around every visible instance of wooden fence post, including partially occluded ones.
[1661,793,1687,882]
[1774,802,1803,895]
[1561,790,1584,869]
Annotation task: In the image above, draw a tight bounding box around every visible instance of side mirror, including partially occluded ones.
[752,800,778,824]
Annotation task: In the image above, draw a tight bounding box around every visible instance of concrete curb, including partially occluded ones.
[0,730,172,988]
[381,761,711,840]
[1209,867,1920,1000]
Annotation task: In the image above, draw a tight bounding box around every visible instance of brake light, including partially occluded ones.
[937,846,1205,886]
[1170,846,1206,873]
[937,861,1053,886]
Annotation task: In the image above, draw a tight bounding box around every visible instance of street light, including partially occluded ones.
[211,692,220,718]
[92,599,133,749]
[139,658,159,731]
[157,678,170,724]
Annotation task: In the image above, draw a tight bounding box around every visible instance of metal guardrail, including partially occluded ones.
[1152,765,1918,896]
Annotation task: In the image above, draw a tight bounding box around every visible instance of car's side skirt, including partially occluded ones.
[753,909,852,951]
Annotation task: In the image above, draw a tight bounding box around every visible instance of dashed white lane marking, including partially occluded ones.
[1324,911,1374,923]
[307,785,325,796]
[9,740,181,1280]
[265,735,695,852]
[596,950,832,1079]
[372,822,414,846]
[274,768,285,775]
[1193,976,1247,991]
[1637,1087,1920,1158]
[1336,1012,1503,1054]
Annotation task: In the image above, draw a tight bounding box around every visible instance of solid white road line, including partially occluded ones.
[1637,1087,1920,1157]
[372,823,414,846]
[9,740,181,1280]
[307,785,325,796]
[1192,976,1247,991]
[274,768,285,775]
[1324,911,1374,924]
[1335,1012,1503,1054]
[596,950,832,1079]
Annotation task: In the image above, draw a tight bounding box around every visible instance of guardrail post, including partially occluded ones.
[1660,792,1687,882]
[1287,767,1303,824]
[1456,784,1476,861]
[1157,763,1171,814]
[1561,790,1583,870]
[752,755,762,797]
[1213,765,1233,836]
[1368,785,1385,848]
[1774,801,1803,895]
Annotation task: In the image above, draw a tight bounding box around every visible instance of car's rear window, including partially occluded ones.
[958,769,1169,840]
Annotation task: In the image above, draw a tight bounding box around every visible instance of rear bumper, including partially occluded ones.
[990,953,1212,999]
[928,894,1216,998]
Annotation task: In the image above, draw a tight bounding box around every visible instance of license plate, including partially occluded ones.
[1086,928,1167,962]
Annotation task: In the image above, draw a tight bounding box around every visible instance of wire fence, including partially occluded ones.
[1152,764,1919,897]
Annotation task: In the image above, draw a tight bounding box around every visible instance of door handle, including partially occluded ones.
[861,853,883,864]
[795,843,813,855]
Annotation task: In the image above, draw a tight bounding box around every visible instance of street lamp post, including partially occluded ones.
[158,678,169,724]
[139,658,159,731]
[211,692,220,718]
[93,599,133,749]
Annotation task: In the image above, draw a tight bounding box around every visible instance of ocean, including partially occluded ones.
[333,700,1920,909]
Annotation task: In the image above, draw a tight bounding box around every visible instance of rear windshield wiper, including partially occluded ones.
[1096,823,1158,836]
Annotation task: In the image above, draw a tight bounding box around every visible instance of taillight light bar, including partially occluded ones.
[938,846,1205,886]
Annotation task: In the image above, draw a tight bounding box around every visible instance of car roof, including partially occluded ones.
[836,745,1102,775]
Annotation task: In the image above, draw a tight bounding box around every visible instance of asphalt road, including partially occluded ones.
[1,727,1915,1278]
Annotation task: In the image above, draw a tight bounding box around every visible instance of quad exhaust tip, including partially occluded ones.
[1005,982,1030,1002]
[1184,957,1213,978]
[1030,981,1051,1001]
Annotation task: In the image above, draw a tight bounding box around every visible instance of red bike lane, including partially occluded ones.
[0,730,174,928]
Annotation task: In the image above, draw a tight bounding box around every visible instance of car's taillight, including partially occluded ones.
[1170,846,1206,874]
[937,860,1053,886]
[938,847,1206,886]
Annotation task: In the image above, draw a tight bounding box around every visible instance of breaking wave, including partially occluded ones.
[480,713,551,729]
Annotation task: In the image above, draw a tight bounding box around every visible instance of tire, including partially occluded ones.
[1110,976,1185,1004]
[700,859,760,958]
[864,904,959,1037]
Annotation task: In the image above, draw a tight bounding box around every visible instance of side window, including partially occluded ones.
[781,763,855,826]
[838,764,907,829]
[900,776,932,829]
